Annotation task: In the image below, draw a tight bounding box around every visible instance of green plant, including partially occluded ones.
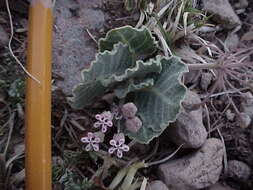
[59,169,93,190]
[70,26,187,144]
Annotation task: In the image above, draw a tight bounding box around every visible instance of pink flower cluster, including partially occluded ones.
[80,110,129,158]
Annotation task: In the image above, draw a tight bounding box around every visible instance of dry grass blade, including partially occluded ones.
[3,113,15,157]
[140,177,148,190]
[147,144,184,167]
[5,0,40,84]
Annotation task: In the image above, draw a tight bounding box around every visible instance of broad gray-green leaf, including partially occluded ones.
[70,43,134,109]
[82,43,135,83]
[99,26,157,57]
[70,81,106,109]
[123,56,188,143]
[114,78,154,99]
[102,58,162,87]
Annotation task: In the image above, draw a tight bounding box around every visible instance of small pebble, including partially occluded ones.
[227,160,251,181]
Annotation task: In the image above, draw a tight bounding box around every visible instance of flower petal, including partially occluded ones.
[85,144,92,151]
[106,121,113,127]
[95,114,102,120]
[108,147,116,154]
[101,125,107,133]
[121,144,130,152]
[80,137,89,143]
[94,122,101,128]
[110,139,117,146]
[117,150,123,158]
[118,138,125,146]
[92,144,99,151]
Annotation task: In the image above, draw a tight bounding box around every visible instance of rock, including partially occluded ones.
[241,92,253,106]
[208,182,237,190]
[227,160,251,181]
[234,0,248,9]
[184,70,200,85]
[225,109,235,121]
[158,138,224,190]
[146,180,169,190]
[182,90,202,109]
[246,13,253,24]
[0,25,9,47]
[238,112,251,128]
[202,0,241,29]
[53,0,105,95]
[167,90,207,148]
[200,72,213,91]
[225,33,239,50]
[241,104,253,121]
[240,92,253,127]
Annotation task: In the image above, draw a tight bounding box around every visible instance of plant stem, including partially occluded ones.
[120,162,147,190]
[147,144,183,167]
[108,167,128,190]
[187,62,218,70]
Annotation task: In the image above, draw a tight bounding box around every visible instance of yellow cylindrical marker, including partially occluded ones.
[25,0,53,189]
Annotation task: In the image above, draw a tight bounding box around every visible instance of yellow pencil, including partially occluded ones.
[25,0,53,189]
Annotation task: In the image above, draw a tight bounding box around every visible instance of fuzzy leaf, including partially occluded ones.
[81,43,135,84]
[122,56,188,143]
[70,43,134,109]
[70,81,106,109]
[102,58,162,87]
[99,26,157,57]
[114,78,154,99]
[71,43,162,109]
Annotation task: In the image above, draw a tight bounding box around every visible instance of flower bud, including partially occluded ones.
[121,102,137,119]
[125,116,142,133]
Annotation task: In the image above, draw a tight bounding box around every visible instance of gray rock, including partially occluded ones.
[200,72,213,91]
[168,90,207,148]
[238,112,251,128]
[227,160,251,181]
[225,33,239,50]
[158,138,224,190]
[146,180,169,190]
[0,26,9,46]
[208,182,237,190]
[53,0,105,95]
[234,0,249,9]
[202,0,241,29]
[225,109,235,121]
[184,70,200,85]
[237,93,253,129]
[241,92,253,118]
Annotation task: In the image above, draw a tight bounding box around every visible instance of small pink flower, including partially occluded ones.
[108,133,129,158]
[94,111,113,133]
[81,132,101,151]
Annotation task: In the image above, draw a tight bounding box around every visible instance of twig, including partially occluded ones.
[147,144,183,167]
[187,62,218,70]
[200,87,249,98]
[5,0,40,84]
[86,29,98,44]
[140,177,148,190]
[3,113,15,157]
[217,128,228,175]
[204,104,211,138]
[143,138,159,162]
